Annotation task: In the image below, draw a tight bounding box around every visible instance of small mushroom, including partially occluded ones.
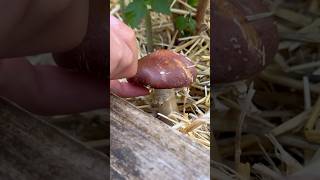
[128,49,197,89]
[128,49,197,120]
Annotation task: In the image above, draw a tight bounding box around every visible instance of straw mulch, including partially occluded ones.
[213,0,320,179]
[111,0,211,150]
[112,0,320,179]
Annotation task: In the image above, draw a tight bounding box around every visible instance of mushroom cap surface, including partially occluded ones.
[128,50,197,89]
[213,0,279,83]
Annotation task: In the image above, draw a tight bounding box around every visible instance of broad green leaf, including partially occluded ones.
[123,0,148,28]
[150,0,173,14]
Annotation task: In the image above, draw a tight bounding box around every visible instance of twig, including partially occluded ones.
[252,163,284,180]
[145,10,154,52]
[271,110,310,136]
[235,83,256,173]
[266,134,303,173]
[287,61,320,72]
[246,12,274,21]
[260,71,320,94]
[257,139,281,173]
[195,0,209,34]
[305,95,320,131]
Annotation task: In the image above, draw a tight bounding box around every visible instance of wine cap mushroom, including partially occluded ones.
[128,50,197,89]
[213,0,279,83]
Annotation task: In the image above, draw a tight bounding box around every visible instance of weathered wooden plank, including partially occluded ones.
[0,94,210,180]
[110,94,210,180]
[0,98,108,180]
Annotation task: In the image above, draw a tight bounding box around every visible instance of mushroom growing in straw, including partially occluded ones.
[128,49,197,120]
[213,0,278,83]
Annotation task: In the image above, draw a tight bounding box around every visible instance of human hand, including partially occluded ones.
[110,15,138,79]
[0,57,106,115]
[109,16,149,97]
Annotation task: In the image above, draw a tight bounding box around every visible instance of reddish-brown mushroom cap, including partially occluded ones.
[213,0,279,83]
[128,50,197,89]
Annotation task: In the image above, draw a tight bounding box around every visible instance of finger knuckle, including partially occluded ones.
[127,29,136,42]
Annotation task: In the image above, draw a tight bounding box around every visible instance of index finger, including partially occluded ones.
[110,16,138,60]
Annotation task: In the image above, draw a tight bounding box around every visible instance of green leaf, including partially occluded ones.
[174,16,196,36]
[187,17,196,32]
[150,0,173,14]
[187,0,198,7]
[175,16,188,31]
[123,0,148,28]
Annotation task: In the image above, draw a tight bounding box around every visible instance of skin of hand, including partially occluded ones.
[0,0,94,115]
[0,0,89,57]
[0,57,106,115]
[0,2,148,115]
[109,16,149,97]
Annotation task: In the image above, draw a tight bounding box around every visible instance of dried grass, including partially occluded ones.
[112,0,320,179]
[111,0,210,150]
[214,0,320,179]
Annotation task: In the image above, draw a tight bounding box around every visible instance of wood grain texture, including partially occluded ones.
[110,94,210,180]
[0,94,210,180]
[0,98,108,180]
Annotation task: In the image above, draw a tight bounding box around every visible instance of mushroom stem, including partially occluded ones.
[144,11,178,121]
[152,89,178,125]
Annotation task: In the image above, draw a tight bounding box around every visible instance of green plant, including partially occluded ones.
[187,0,199,7]
[173,0,208,36]
[123,0,173,52]
[123,0,173,28]
[174,15,196,36]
